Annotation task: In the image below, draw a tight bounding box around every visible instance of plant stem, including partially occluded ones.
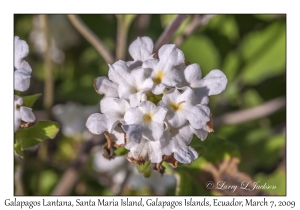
[68,14,114,64]
[116,15,136,60]
[154,15,188,53]
[174,14,215,47]
[41,15,53,116]
[51,135,105,195]
[214,96,286,127]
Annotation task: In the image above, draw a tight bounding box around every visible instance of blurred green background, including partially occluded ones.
[14,14,286,196]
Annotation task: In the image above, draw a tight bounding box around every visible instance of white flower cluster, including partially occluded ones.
[86,36,227,165]
[14,36,35,132]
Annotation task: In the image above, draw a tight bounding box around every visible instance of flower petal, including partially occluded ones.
[200,69,228,96]
[122,124,143,143]
[100,98,130,132]
[192,127,209,141]
[128,36,153,62]
[152,83,166,95]
[127,60,143,70]
[145,121,164,141]
[14,95,23,106]
[184,63,202,86]
[94,77,118,98]
[161,69,182,87]
[20,106,35,122]
[168,111,187,128]
[86,113,107,134]
[185,104,210,129]
[142,59,159,77]
[125,138,163,163]
[110,126,126,146]
[124,107,144,125]
[100,97,130,114]
[108,61,131,85]
[174,146,198,164]
[14,114,21,132]
[152,106,167,123]
[158,44,185,68]
[14,36,32,73]
[132,67,153,91]
[14,68,31,92]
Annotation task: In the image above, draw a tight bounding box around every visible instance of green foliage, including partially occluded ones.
[181,35,221,74]
[175,145,209,195]
[176,166,210,195]
[14,90,20,96]
[188,135,240,168]
[147,93,163,105]
[14,141,23,157]
[136,161,151,178]
[175,135,240,195]
[14,121,60,156]
[22,93,42,108]
[239,21,286,85]
[255,168,286,195]
[114,147,129,156]
[38,170,59,195]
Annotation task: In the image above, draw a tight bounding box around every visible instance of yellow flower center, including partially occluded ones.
[170,101,184,112]
[153,71,164,84]
[142,113,153,124]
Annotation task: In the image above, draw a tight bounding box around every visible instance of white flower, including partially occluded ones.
[86,113,107,135]
[86,36,228,167]
[52,102,98,140]
[125,137,163,163]
[127,36,154,70]
[178,63,227,104]
[100,97,130,133]
[161,123,198,164]
[94,76,119,98]
[108,61,154,107]
[14,36,32,92]
[158,87,211,129]
[123,101,167,142]
[29,15,80,65]
[86,111,125,146]
[143,44,184,94]
[14,95,35,132]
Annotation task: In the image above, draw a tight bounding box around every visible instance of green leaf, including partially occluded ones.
[190,135,240,165]
[193,145,207,158]
[136,161,150,173]
[22,93,42,108]
[254,168,286,195]
[175,136,240,195]
[136,161,152,178]
[176,167,211,195]
[14,141,23,157]
[208,15,239,43]
[114,147,129,156]
[14,90,21,96]
[239,21,286,85]
[142,166,151,178]
[15,121,60,149]
[181,35,221,74]
[39,170,59,195]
